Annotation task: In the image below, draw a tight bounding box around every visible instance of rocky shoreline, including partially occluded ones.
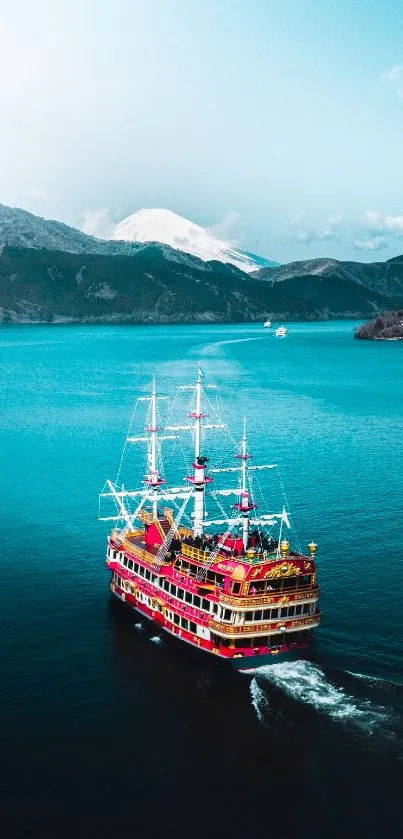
[355,311,403,340]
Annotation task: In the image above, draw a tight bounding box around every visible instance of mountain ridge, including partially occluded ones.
[254,256,403,297]
[0,244,402,324]
[0,202,403,324]
[113,207,277,273]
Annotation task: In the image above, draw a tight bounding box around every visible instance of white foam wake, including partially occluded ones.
[251,660,389,733]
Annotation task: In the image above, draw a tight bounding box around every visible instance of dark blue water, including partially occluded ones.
[1,322,402,839]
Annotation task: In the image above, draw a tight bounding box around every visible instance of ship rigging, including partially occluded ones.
[100,365,320,670]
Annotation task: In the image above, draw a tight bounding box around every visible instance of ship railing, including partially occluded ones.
[139,509,154,525]
[181,542,284,567]
[120,537,169,568]
[181,544,211,563]
[209,613,321,636]
[178,526,194,538]
[110,528,144,546]
[219,586,320,608]
[163,510,193,538]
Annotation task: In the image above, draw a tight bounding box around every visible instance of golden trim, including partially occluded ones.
[209,614,320,637]
[219,587,320,608]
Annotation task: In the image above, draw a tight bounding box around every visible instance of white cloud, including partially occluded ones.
[364,210,403,235]
[207,211,242,244]
[382,64,403,82]
[295,217,342,246]
[354,235,387,251]
[82,208,114,239]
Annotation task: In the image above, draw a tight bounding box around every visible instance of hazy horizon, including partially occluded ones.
[1,0,403,264]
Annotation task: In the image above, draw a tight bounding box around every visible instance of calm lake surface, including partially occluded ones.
[0,321,402,839]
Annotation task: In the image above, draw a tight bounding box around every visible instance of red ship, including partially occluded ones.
[100,366,321,671]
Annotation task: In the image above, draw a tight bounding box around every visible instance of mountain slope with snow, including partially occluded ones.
[113,208,277,273]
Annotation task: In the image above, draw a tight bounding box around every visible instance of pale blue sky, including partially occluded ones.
[1,0,403,262]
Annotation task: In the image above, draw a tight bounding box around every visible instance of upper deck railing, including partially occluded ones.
[181,543,211,563]
[210,613,321,636]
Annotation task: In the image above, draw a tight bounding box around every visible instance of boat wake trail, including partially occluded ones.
[200,337,262,357]
[250,660,391,734]
[133,622,144,632]
[150,635,164,646]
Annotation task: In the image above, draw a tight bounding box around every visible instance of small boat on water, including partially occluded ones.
[275,326,288,337]
[100,366,320,671]
[264,320,272,328]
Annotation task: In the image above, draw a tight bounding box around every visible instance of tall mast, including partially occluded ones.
[143,376,166,518]
[241,417,247,493]
[149,376,158,517]
[186,363,212,537]
[235,418,256,551]
[194,363,202,460]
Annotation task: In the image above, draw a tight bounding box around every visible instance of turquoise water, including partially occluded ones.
[1,321,402,838]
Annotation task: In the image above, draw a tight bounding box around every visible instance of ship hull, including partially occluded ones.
[110,585,313,673]
[229,650,305,671]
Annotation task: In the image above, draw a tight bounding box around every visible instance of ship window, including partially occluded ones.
[189,621,196,634]
[234,639,245,649]
[268,580,282,591]
[295,605,302,615]
[128,560,134,571]
[301,575,311,587]
[262,609,271,620]
[223,609,232,622]
[245,612,253,623]
[270,608,279,619]
[280,607,287,618]
[174,613,180,625]
[212,603,218,615]
[177,588,184,600]
[270,634,282,645]
[134,563,139,574]
[181,618,189,631]
[170,584,177,597]
[302,604,310,614]
[282,577,296,590]
[288,605,295,617]
[232,582,241,595]
[201,598,210,611]
[139,566,145,577]
[123,556,128,567]
[145,570,150,581]
[193,595,201,608]
[185,591,192,604]
[254,610,262,621]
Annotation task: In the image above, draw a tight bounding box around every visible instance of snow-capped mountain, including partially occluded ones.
[113,208,276,273]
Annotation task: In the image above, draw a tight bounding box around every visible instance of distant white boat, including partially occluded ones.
[264,319,272,328]
[275,326,288,337]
